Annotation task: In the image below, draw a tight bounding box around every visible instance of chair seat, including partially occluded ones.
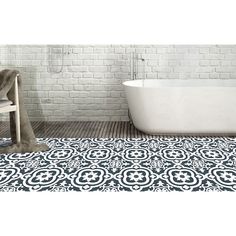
[0,74,21,144]
[0,99,13,108]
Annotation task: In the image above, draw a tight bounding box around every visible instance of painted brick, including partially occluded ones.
[49,91,69,98]
[89,66,109,72]
[1,44,236,122]
[68,66,88,72]
[69,91,89,98]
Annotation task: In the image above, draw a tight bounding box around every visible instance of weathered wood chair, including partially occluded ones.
[0,74,20,143]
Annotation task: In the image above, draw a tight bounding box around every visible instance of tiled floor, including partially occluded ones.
[0,121,156,138]
[1,121,235,138]
[1,136,236,191]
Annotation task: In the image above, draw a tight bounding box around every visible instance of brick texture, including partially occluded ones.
[0,45,236,121]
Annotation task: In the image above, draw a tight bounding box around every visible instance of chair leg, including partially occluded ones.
[15,75,21,144]
[15,108,21,144]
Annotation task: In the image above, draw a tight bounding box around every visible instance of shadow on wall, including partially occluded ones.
[46,45,77,121]
[0,45,48,123]
[105,45,132,121]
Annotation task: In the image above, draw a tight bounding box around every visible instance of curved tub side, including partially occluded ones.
[123,80,236,135]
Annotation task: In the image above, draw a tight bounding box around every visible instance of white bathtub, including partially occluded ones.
[123,79,236,135]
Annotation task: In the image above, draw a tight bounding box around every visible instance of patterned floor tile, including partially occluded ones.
[1,137,236,192]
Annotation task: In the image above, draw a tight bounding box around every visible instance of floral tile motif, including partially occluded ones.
[1,137,236,192]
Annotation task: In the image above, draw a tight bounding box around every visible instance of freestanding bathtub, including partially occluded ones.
[123,79,236,135]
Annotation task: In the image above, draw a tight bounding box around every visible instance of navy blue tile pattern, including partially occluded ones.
[1,137,236,192]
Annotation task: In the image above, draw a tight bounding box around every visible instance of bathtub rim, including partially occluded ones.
[122,79,236,88]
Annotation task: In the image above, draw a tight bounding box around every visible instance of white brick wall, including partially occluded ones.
[1,44,236,121]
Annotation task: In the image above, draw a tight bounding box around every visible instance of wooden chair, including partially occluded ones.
[0,74,21,143]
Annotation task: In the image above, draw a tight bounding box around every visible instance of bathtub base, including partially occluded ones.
[136,129,236,137]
